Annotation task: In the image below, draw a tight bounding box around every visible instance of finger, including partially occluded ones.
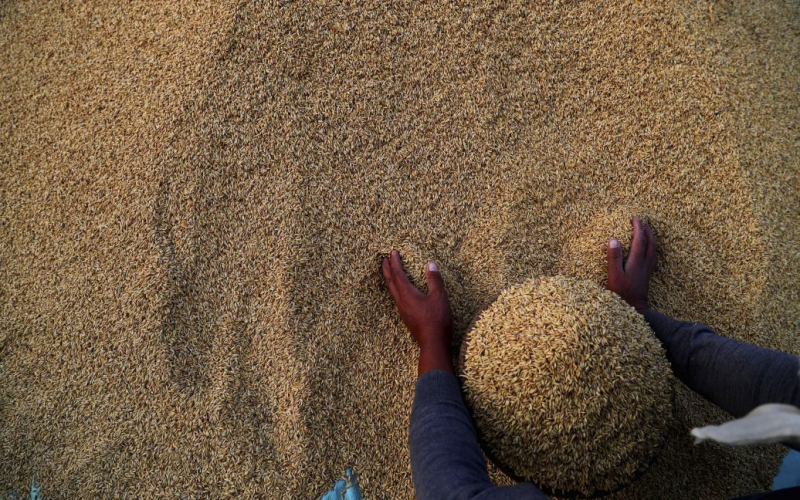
[644,223,658,268]
[607,238,624,281]
[382,256,401,298]
[390,250,421,295]
[629,216,648,263]
[425,262,446,295]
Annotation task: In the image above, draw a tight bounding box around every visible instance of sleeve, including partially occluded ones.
[409,370,549,500]
[643,309,800,418]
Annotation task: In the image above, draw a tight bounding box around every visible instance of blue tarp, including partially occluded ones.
[320,469,362,500]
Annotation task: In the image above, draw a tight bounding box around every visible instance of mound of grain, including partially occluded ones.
[461,276,673,497]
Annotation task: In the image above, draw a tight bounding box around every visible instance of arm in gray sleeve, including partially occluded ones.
[410,370,548,500]
[643,309,800,418]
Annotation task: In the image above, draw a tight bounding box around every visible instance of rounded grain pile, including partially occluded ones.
[1,0,798,498]
[461,276,673,497]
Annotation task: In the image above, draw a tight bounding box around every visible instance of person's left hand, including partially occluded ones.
[382,250,454,375]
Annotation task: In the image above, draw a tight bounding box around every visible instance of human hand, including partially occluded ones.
[607,216,657,313]
[382,250,454,375]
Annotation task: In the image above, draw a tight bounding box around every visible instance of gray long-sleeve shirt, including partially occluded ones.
[409,310,800,500]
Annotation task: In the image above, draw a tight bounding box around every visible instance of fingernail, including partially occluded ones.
[428,262,439,272]
[391,249,399,257]
[609,239,620,249]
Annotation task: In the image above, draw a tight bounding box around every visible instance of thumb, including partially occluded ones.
[425,262,445,295]
[607,238,624,279]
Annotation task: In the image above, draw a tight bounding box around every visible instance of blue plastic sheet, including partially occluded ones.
[320,469,362,500]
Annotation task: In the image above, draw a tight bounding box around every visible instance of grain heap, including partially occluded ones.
[1,0,798,498]
[461,276,673,497]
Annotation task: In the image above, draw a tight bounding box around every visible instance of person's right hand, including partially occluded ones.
[607,216,657,313]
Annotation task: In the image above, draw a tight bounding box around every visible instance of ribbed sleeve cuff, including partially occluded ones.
[413,370,464,411]
[643,309,685,343]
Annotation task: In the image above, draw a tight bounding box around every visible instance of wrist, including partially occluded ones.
[418,340,454,376]
[416,327,451,352]
[419,338,449,353]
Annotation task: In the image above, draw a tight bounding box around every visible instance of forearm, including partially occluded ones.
[410,370,548,500]
[418,343,455,376]
[643,310,800,418]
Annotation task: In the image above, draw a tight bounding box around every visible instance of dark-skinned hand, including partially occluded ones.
[382,250,454,376]
[607,215,657,313]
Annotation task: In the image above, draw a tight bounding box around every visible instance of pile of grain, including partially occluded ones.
[461,276,673,497]
[1,0,798,498]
